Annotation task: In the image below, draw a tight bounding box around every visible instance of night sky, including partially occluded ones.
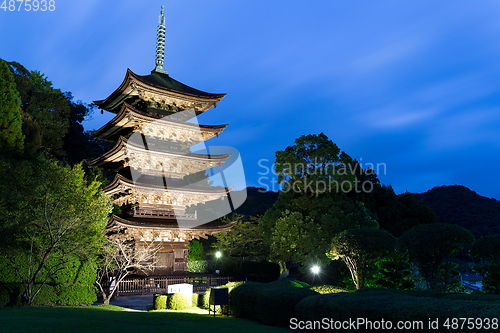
[2,0,500,199]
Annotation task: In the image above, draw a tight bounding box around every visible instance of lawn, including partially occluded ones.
[0,305,292,333]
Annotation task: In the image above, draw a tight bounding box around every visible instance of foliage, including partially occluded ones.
[308,285,348,294]
[0,254,97,306]
[471,234,500,293]
[7,61,109,162]
[295,290,500,332]
[398,223,475,292]
[274,133,355,195]
[370,255,415,290]
[270,280,310,288]
[187,260,216,274]
[0,157,112,305]
[167,293,191,310]
[262,195,378,267]
[365,186,437,237]
[188,240,205,261]
[229,282,318,326]
[327,228,397,290]
[201,281,245,313]
[221,258,280,281]
[0,59,24,154]
[153,294,168,310]
[92,232,162,306]
[213,215,268,260]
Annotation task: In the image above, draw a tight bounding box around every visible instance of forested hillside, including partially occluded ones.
[412,185,500,238]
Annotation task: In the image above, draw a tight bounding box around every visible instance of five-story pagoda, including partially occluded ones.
[89,6,236,275]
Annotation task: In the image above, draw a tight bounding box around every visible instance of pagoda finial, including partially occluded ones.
[154,5,168,74]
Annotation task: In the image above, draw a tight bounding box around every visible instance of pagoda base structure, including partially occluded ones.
[107,215,235,275]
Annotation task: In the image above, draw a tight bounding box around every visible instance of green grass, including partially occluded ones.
[0,305,292,333]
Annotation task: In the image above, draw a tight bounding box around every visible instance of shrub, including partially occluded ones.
[153,294,168,310]
[270,280,310,288]
[167,293,190,310]
[0,254,97,306]
[308,285,348,294]
[229,282,318,326]
[201,281,245,313]
[192,293,199,307]
[187,260,216,274]
[295,291,500,332]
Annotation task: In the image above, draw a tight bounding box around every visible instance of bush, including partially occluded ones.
[187,260,216,274]
[295,291,500,332]
[167,293,190,310]
[153,294,168,310]
[0,254,97,306]
[308,285,348,294]
[192,293,199,307]
[229,282,318,326]
[201,281,245,313]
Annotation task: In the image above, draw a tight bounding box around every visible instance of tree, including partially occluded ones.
[470,234,500,293]
[398,223,475,292]
[327,228,397,290]
[364,186,436,237]
[371,255,415,290]
[212,215,269,273]
[274,133,355,196]
[260,133,379,268]
[0,59,24,154]
[7,61,108,163]
[93,232,161,306]
[0,157,112,305]
[188,239,205,261]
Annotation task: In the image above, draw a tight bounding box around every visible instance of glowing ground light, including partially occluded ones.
[311,265,320,274]
[216,251,222,258]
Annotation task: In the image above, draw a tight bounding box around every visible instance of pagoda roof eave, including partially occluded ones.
[90,103,228,141]
[93,69,226,113]
[102,174,232,195]
[106,214,237,232]
[86,136,231,168]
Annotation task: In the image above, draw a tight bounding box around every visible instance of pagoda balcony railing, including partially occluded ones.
[132,206,197,220]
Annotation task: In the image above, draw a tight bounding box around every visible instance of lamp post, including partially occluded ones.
[215,251,222,276]
[311,265,320,284]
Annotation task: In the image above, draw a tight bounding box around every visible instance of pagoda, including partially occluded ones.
[89,6,237,275]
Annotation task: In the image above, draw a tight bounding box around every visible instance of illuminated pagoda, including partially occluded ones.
[89,6,235,275]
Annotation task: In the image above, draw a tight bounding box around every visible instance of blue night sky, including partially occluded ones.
[2,1,500,199]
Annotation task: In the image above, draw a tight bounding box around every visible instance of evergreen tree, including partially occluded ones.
[0,59,24,154]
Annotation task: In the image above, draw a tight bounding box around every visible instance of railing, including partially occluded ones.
[114,275,234,296]
[132,206,197,219]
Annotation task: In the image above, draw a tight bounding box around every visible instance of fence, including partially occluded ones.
[114,275,234,296]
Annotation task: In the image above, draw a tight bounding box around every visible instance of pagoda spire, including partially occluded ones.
[154,5,168,74]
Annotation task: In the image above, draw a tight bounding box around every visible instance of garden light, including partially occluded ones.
[311,265,320,274]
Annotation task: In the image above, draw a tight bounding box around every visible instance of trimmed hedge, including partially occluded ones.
[0,256,97,306]
[154,292,201,310]
[295,291,500,332]
[154,294,168,310]
[308,285,348,294]
[201,281,245,313]
[270,280,310,288]
[168,293,190,310]
[229,282,318,326]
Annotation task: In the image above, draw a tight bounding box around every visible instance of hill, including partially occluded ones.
[412,185,500,238]
[233,187,279,217]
